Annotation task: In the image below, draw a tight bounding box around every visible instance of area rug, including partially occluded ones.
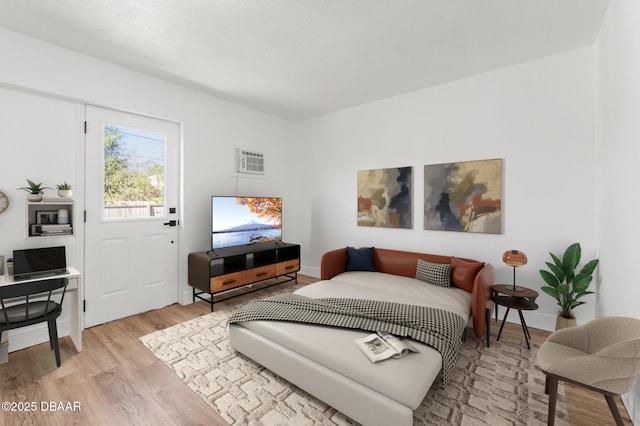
[140,286,568,425]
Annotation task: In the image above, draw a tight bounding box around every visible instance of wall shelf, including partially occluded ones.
[25,198,74,238]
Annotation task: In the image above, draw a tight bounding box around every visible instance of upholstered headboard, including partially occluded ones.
[319,247,494,339]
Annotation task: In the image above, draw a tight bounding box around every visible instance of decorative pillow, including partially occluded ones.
[415,258,451,287]
[346,246,376,272]
[451,257,484,292]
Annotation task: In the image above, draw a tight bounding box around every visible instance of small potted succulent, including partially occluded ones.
[18,179,51,202]
[56,181,73,198]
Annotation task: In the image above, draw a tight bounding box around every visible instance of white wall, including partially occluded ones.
[0,87,83,350]
[0,28,601,335]
[0,28,295,348]
[595,0,640,422]
[293,47,598,332]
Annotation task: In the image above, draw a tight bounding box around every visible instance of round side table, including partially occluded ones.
[491,284,539,349]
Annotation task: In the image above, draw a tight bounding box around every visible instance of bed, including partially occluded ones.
[228,247,494,425]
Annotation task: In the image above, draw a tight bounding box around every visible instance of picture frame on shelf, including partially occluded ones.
[36,211,58,224]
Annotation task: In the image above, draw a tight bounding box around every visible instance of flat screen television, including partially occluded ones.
[211,196,282,250]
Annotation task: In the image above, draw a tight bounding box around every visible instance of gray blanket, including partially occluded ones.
[227,293,466,384]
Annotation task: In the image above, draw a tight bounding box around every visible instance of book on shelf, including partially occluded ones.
[39,224,71,230]
[31,223,72,236]
[354,331,418,363]
[41,229,72,235]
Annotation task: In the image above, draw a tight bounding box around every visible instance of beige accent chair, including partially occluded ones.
[536,316,640,426]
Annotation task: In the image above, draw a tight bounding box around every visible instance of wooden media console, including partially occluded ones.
[188,242,300,310]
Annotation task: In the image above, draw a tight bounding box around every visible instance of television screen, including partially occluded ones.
[211,196,282,249]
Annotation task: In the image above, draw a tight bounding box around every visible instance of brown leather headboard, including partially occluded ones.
[321,247,481,288]
[320,247,493,339]
[372,248,451,278]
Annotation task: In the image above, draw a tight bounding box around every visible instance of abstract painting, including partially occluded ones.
[357,167,412,228]
[424,159,502,234]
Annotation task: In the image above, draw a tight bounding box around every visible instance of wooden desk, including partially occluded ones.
[491,284,538,349]
[0,267,82,352]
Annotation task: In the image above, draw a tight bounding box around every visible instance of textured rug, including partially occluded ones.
[140,285,568,425]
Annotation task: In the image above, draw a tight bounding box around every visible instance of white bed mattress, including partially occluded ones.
[300,271,472,319]
[236,271,472,409]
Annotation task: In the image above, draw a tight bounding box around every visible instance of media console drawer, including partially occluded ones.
[210,271,247,293]
[277,259,300,275]
[246,264,277,282]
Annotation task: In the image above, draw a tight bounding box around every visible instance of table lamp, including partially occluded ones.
[503,249,527,291]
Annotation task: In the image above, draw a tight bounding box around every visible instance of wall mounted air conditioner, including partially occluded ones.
[235,148,265,175]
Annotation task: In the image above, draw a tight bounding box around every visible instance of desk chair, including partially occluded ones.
[0,278,67,367]
[536,316,640,426]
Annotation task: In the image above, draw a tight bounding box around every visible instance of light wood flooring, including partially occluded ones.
[0,274,632,425]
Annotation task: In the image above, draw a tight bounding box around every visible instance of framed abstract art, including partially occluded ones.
[424,159,502,234]
[357,166,412,229]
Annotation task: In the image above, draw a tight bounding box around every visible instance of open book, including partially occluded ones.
[354,331,419,363]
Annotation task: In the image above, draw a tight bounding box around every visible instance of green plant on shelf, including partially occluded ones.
[18,179,51,195]
[56,181,72,190]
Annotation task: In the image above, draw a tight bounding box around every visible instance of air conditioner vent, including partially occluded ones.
[236,148,264,175]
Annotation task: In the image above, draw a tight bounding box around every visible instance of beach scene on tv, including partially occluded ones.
[211,196,282,249]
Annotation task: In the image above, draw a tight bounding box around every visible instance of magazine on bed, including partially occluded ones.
[354,331,419,363]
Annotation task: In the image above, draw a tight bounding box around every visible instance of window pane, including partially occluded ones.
[103,124,165,220]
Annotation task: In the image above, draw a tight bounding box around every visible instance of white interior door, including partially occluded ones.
[84,105,180,327]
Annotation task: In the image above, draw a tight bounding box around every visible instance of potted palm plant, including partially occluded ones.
[18,179,51,202]
[539,242,599,330]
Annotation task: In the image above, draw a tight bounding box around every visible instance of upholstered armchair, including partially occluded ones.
[536,316,640,426]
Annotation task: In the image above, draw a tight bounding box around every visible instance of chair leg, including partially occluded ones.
[48,319,61,367]
[47,323,54,350]
[485,307,491,348]
[546,375,558,426]
[604,395,624,426]
[545,375,549,394]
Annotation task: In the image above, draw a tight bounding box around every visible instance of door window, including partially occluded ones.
[103,124,166,220]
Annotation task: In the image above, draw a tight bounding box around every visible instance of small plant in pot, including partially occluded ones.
[56,181,73,198]
[539,242,599,330]
[18,179,51,202]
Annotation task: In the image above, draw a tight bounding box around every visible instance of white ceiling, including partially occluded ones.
[0,0,609,121]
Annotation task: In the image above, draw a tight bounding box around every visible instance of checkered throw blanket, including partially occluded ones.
[227,293,466,384]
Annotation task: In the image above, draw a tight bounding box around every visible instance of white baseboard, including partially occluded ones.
[6,319,71,353]
[622,388,640,425]
[180,286,194,305]
[491,307,555,333]
[299,265,319,278]
[494,308,595,333]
